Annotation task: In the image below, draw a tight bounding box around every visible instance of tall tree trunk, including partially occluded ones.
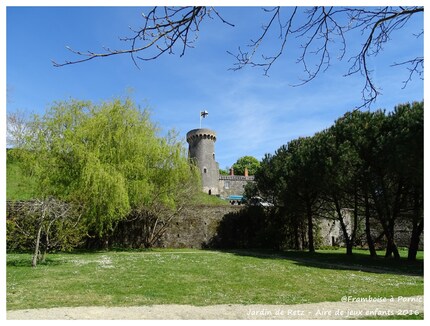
[408,224,422,261]
[333,196,352,256]
[32,204,47,267]
[294,221,301,250]
[373,181,400,260]
[32,224,43,268]
[408,189,423,261]
[382,214,399,259]
[339,219,352,255]
[408,217,423,261]
[301,226,306,251]
[306,203,315,253]
[385,232,400,259]
[42,220,54,264]
[364,192,377,257]
[350,189,359,252]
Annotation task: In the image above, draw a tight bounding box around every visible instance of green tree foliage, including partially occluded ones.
[219,167,230,176]
[388,103,423,260]
[252,101,423,260]
[12,98,200,244]
[209,206,285,250]
[254,137,327,253]
[323,110,387,256]
[232,155,260,176]
[285,135,330,253]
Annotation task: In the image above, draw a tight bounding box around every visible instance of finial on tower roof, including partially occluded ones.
[200,110,208,128]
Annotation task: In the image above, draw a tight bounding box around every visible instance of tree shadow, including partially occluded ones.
[6,256,64,267]
[213,248,424,277]
[204,206,423,277]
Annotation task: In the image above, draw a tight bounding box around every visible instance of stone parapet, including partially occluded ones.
[186,128,217,143]
[219,175,255,181]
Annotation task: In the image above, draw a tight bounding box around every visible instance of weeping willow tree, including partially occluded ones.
[13,98,200,250]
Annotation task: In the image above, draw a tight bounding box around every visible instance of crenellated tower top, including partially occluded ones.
[186,128,217,143]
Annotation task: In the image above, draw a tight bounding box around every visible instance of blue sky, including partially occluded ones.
[5,3,425,171]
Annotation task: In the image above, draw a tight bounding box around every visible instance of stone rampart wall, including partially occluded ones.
[159,205,242,248]
[7,201,422,250]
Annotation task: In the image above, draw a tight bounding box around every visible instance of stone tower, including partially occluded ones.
[186,128,219,195]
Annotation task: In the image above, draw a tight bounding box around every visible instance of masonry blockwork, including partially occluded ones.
[186,128,220,195]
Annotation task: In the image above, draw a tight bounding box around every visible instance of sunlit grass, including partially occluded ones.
[7,249,423,310]
[191,192,230,205]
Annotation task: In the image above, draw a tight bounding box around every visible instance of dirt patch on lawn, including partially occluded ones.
[7,295,423,320]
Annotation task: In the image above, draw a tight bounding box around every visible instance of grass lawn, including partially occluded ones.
[7,249,423,310]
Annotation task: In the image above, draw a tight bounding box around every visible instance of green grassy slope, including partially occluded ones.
[6,150,38,201]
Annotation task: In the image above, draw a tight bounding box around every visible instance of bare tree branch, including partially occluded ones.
[343,7,423,107]
[52,6,234,68]
[391,57,424,89]
[229,6,422,108]
[53,6,423,108]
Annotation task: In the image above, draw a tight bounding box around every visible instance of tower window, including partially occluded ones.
[203,168,207,173]
[213,153,215,160]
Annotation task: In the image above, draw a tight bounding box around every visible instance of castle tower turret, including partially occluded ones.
[186,128,219,195]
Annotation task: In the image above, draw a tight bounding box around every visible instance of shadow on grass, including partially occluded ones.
[7,247,423,277]
[6,248,166,268]
[6,256,64,267]
[215,248,423,276]
[6,248,119,267]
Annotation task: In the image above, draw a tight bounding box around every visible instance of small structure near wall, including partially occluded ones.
[218,174,254,199]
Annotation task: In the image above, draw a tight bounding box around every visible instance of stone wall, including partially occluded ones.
[161,205,423,250]
[87,204,241,249]
[318,214,423,249]
[7,201,422,250]
[159,205,242,248]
